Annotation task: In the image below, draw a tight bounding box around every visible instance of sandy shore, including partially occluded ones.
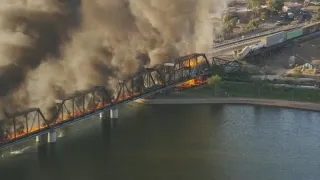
[135,98,320,111]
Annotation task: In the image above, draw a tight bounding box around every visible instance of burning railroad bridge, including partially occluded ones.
[0,53,212,149]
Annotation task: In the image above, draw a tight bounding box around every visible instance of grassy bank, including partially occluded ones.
[170,81,320,103]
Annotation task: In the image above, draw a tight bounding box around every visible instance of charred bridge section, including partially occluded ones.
[0,53,211,149]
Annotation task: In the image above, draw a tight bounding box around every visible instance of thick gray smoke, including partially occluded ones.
[0,0,81,116]
[0,0,229,119]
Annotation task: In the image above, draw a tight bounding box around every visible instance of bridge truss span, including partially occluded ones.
[116,67,165,102]
[161,53,210,84]
[0,53,210,149]
[0,108,50,147]
[211,57,243,73]
[53,86,113,126]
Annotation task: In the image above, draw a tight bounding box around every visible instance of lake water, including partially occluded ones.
[0,103,320,180]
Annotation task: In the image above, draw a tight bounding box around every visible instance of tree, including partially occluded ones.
[260,12,266,20]
[246,0,262,12]
[208,75,222,85]
[245,18,260,32]
[267,0,284,13]
[208,75,222,96]
[222,14,236,34]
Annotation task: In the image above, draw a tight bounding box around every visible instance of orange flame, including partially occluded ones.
[177,57,207,89]
[0,123,50,143]
[176,77,208,89]
[183,58,205,68]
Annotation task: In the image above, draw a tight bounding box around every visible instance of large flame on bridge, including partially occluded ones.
[176,78,207,89]
[177,57,208,88]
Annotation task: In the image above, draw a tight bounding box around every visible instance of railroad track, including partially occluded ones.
[213,24,304,49]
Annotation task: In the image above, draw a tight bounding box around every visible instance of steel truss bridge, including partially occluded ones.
[0,53,227,149]
[212,57,243,73]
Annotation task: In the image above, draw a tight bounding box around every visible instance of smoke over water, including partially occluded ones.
[0,0,228,119]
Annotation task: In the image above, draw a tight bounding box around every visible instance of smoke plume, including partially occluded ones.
[0,0,229,119]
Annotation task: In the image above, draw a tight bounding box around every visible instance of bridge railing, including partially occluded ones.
[0,53,210,147]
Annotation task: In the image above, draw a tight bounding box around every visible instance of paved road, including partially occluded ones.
[139,97,320,111]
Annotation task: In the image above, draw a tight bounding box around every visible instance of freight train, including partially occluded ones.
[236,21,320,60]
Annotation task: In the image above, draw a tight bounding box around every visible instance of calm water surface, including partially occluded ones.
[0,104,320,180]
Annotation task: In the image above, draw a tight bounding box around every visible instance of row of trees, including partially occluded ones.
[246,0,284,13]
[220,1,320,38]
[222,14,237,34]
[221,0,285,35]
[222,15,261,34]
[246,0,320,19]
[222,14,262,35]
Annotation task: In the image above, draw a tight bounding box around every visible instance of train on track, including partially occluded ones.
[236,21,320,60]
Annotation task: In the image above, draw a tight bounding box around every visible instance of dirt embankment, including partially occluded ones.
[136,98,320,112]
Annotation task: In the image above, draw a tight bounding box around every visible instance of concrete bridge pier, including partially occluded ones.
[35,134,46,143]
[100,109,118,130]
[35,135,41,142]
[110,108,118,119]
[99,110,106,119]
[99,109,110,119]
[47,130,57,143]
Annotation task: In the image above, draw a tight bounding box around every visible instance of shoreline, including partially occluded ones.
[135,98,320,112]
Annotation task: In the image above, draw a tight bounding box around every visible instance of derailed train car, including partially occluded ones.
[262,22,320,47]
[239,22,320,60]
[261,31,287,47]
